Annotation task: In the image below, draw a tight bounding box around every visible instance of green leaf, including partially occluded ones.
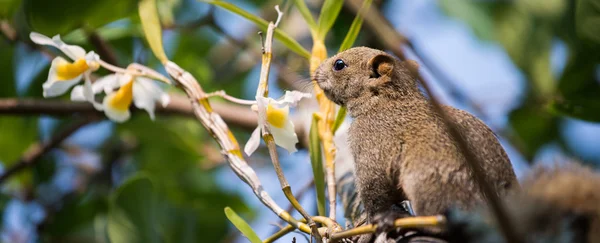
[200,0,310,59]
[549,97,600,122]
[44,192,108,236]
[339,0,372,52]
[0,117,37,186]
[0,117,38,164]
[23,0,137,35]
[139,0,168,63]
[107,174,162,243]
[508,104,558,160]
[0,42,16,97]
[309,114,326,216]
[332,106,346,133]
[117,117,205,178]
[557,45,600,99]
[0,0,21,18]
[576,0,600,45]
[62,25,142,44]
[223,207,261,243]
[293,0,317,33]
[316,0,343,40]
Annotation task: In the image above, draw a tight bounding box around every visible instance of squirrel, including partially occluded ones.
[507,161,600,242]
[312,47,518,236]
[446,161,600,243]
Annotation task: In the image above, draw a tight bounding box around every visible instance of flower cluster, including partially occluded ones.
[31,32,310,156]
[30,32,170,123]
[244,91,311,156]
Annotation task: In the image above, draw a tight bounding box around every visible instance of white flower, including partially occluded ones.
[244,91,312,156]
[93,74,170,123]
[30,32,100,98]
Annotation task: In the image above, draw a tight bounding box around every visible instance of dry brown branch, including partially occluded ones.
[164,60,312,235]
[254,7,322,242]
[0,97,313,150]
[0,97,255,129]
[0,117,97,184]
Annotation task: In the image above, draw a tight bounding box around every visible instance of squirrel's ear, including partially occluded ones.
[368,54,394,78]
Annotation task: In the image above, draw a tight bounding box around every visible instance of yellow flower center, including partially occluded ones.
[266,103,288,128]
[56,59,89,80]
[109,80,134,111]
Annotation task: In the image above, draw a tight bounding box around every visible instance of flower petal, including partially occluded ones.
[70,85,85,101]
[276,91,312,107]
[244,127,262,156]
[29,32,55,46]
[83,76,103,110]
[84,51,100,71]
[269,119,299,154]
[51,35,86,60]
[69,78,102,110]
[92,74,120,94]
[42,57,82,97]
[256,96,270,125]
[266,103,289,128]
[102,93,131,123]
[30,32,86,60]
[160,92,170,107]
[132,77,167,120]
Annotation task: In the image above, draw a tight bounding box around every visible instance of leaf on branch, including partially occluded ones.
[339,0,373,52]
[139,0,168,63]
[310,114,326,217]
[224,207,262,243]
[316,0,344,41]
[293,0,317,33]
[107,174,161,243]
[199,0,311,59]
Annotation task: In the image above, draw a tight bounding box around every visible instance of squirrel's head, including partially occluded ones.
[312,47,419,107]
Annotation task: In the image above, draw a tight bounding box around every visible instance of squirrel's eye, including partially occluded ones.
[333,59,346,71]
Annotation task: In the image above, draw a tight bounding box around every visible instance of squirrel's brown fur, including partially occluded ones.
[510,162,600,242]
[313,47,518,223]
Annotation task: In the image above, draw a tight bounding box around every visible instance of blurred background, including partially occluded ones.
[1,0,600,242]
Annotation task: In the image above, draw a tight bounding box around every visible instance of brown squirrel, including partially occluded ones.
[446,161,600,243]
[508,161,600,242]
[312,47,518,234]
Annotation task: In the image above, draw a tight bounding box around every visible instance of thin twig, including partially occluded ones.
[284,179,315,216]
[0,20,17,43]
[87,31,119,66]
[0,117,97,184]
[254,6,322,243]
[205,90,256,105]
[265,216,341,243]
[0,97,259,130]
[345,1,522,243]
[164,60,311,234]
[329,216,445,242]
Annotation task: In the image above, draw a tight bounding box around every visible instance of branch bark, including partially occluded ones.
[0,96,309,149]
[0,117,97,184]
[0,96,253,128]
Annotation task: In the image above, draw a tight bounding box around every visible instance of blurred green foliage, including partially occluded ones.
[1,0,600,242]
[1,0,255,242]
[440,0,600,160]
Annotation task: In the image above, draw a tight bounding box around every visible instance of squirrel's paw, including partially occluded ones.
[372,212,399,235]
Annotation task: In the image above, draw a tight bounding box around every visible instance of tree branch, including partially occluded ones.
[0,117,97,184]
[0,96,254,128]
